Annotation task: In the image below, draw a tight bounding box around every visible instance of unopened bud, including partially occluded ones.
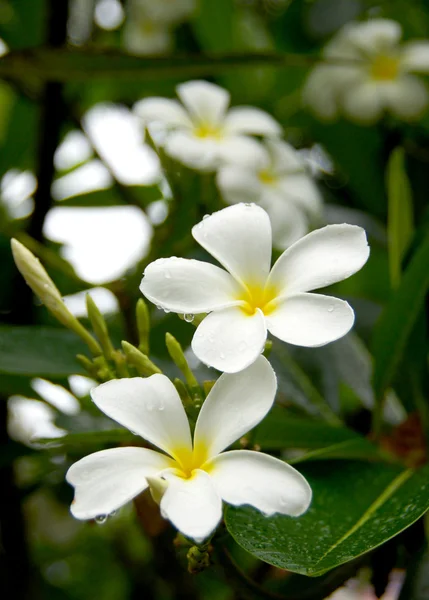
[136,298,150,355]
[11,239,101,356]
[86,294,115,360]
[121,341,161,376]
[165,333,199,389]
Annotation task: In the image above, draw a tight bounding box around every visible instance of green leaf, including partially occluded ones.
[0,326,87,377]
[372,233,429,399]
[36,429,135,450]
[387,147,414,288]
[225,461,429,576]
[254,406,369,451]
[56,184,162,207]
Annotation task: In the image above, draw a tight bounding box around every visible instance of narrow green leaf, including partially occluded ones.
[36,429,135,450]
[372,233,429,399]
[387,147,414,288]
[0,326,87,377]
[225,461,429,576]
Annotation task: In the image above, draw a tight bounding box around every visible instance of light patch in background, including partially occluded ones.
[298,144,334,177]
[95,0,124,30]
[52,160,112,201]
[54,130,93,171]
[44,206,152,283]
[8,397,66,445]
[83,104,161,185]
[1,169,37,219]
[69,375,97,398]
[0,38,8,57]
[147,199,169,225]
[63,286,119,317]
[31,379,80,415]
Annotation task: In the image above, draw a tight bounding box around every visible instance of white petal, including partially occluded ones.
[165,130,221,171]
[192,203,272,288]
[160,470,222,543]
[266,293,355,347]
[208,450,312,516]
[383,77,428,119]
[346,19,402,54]
[67,447,174,519]
[191,306,267,373]
[267,224,369,296]
[176,80,230,126]
[91,376,192,463]
[217,166,262,205]
[140,257,242,313]
[260,195,309,250]
[134,97,192,128]
[267,139,304,174]
[223,107,282,136]
[217,135,271,168]
[277,174,323,217]
[342,81,384,124]
[193,355,276,459]
[401,42,429,73]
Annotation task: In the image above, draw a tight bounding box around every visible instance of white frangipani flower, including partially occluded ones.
[66,357,311,543]
[140,203,370,373]
[303,19,429,124]
[134,80,282,171]
[217,139,323,249]
[123,18,172,56]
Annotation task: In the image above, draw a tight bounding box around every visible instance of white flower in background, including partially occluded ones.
[134,80,282,171]
[140,203,369,373]
[130,0,196,25]
[67,357,311,543]
[217,139,323,249]
[123,17,172,56]
[303,19,429,124]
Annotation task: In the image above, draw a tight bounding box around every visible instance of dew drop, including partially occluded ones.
[163,308,171,314]
[244,203,253,208]
[184,313,194,323]
[203,214,210,220]
[220,352,225,360]
[327,305,334,313]
[43,283,49,289]
[95,514,107,524]
[164,270,171,279]
[110,509,119,517]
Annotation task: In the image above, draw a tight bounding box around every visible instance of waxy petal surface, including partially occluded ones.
[224,107,282,136]
[177,80,230,126]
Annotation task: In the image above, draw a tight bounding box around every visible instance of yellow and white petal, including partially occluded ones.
[67,447,174,520]
[277,173,323,217]
[217,165,262,205]
[383,76,429,120]
[223,106,282,137]
[260,194,309,250]
[401,41,429,73]
[176,80,230,126]
[140,257,242,313]
[134,97,193,128]
[160,470,222,543]
[207,450,312,516]
[342,81,385,124]
[192,203,272,288]
[267,223,369,296]
[191,306,267,373]
[165,130,221,171]
[91,376,192,463]
[266,293,354,347]
[193,356,276,459]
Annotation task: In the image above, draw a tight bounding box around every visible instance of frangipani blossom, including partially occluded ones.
[217,139,323,249]
[140,204,370,373]
[66,357,311,543]
[134,80,282,171]
[303,19,429,124]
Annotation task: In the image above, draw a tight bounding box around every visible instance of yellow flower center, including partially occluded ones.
[258,169,277,185]
[239,282,278,316]
[370,54,400,81]
[193,122,223,139]
[171,442,210,479]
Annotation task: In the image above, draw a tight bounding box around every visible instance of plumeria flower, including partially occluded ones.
[123,18,172,56]
[303,19,429,124]
[134,80,282,171]
[66,357,312,543]
[217,139,323,249]
[140,203,370,373]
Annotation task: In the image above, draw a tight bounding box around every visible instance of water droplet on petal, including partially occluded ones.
[220,352,225,359]
[203,214,210,220]
[327,305,334,313]
[164,270,171,279]
[184,313,194,323]
[163,308,171,314]
[244,203,253,208]
[95,514,107,524]
[110,509,119,517]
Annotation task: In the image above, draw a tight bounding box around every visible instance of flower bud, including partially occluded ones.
[121,340,161,376]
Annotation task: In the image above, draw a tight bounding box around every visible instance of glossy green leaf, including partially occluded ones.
[372,233,429,399]
[387,147,414,288]
[225,461,429,576]
[0,326,86,377]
